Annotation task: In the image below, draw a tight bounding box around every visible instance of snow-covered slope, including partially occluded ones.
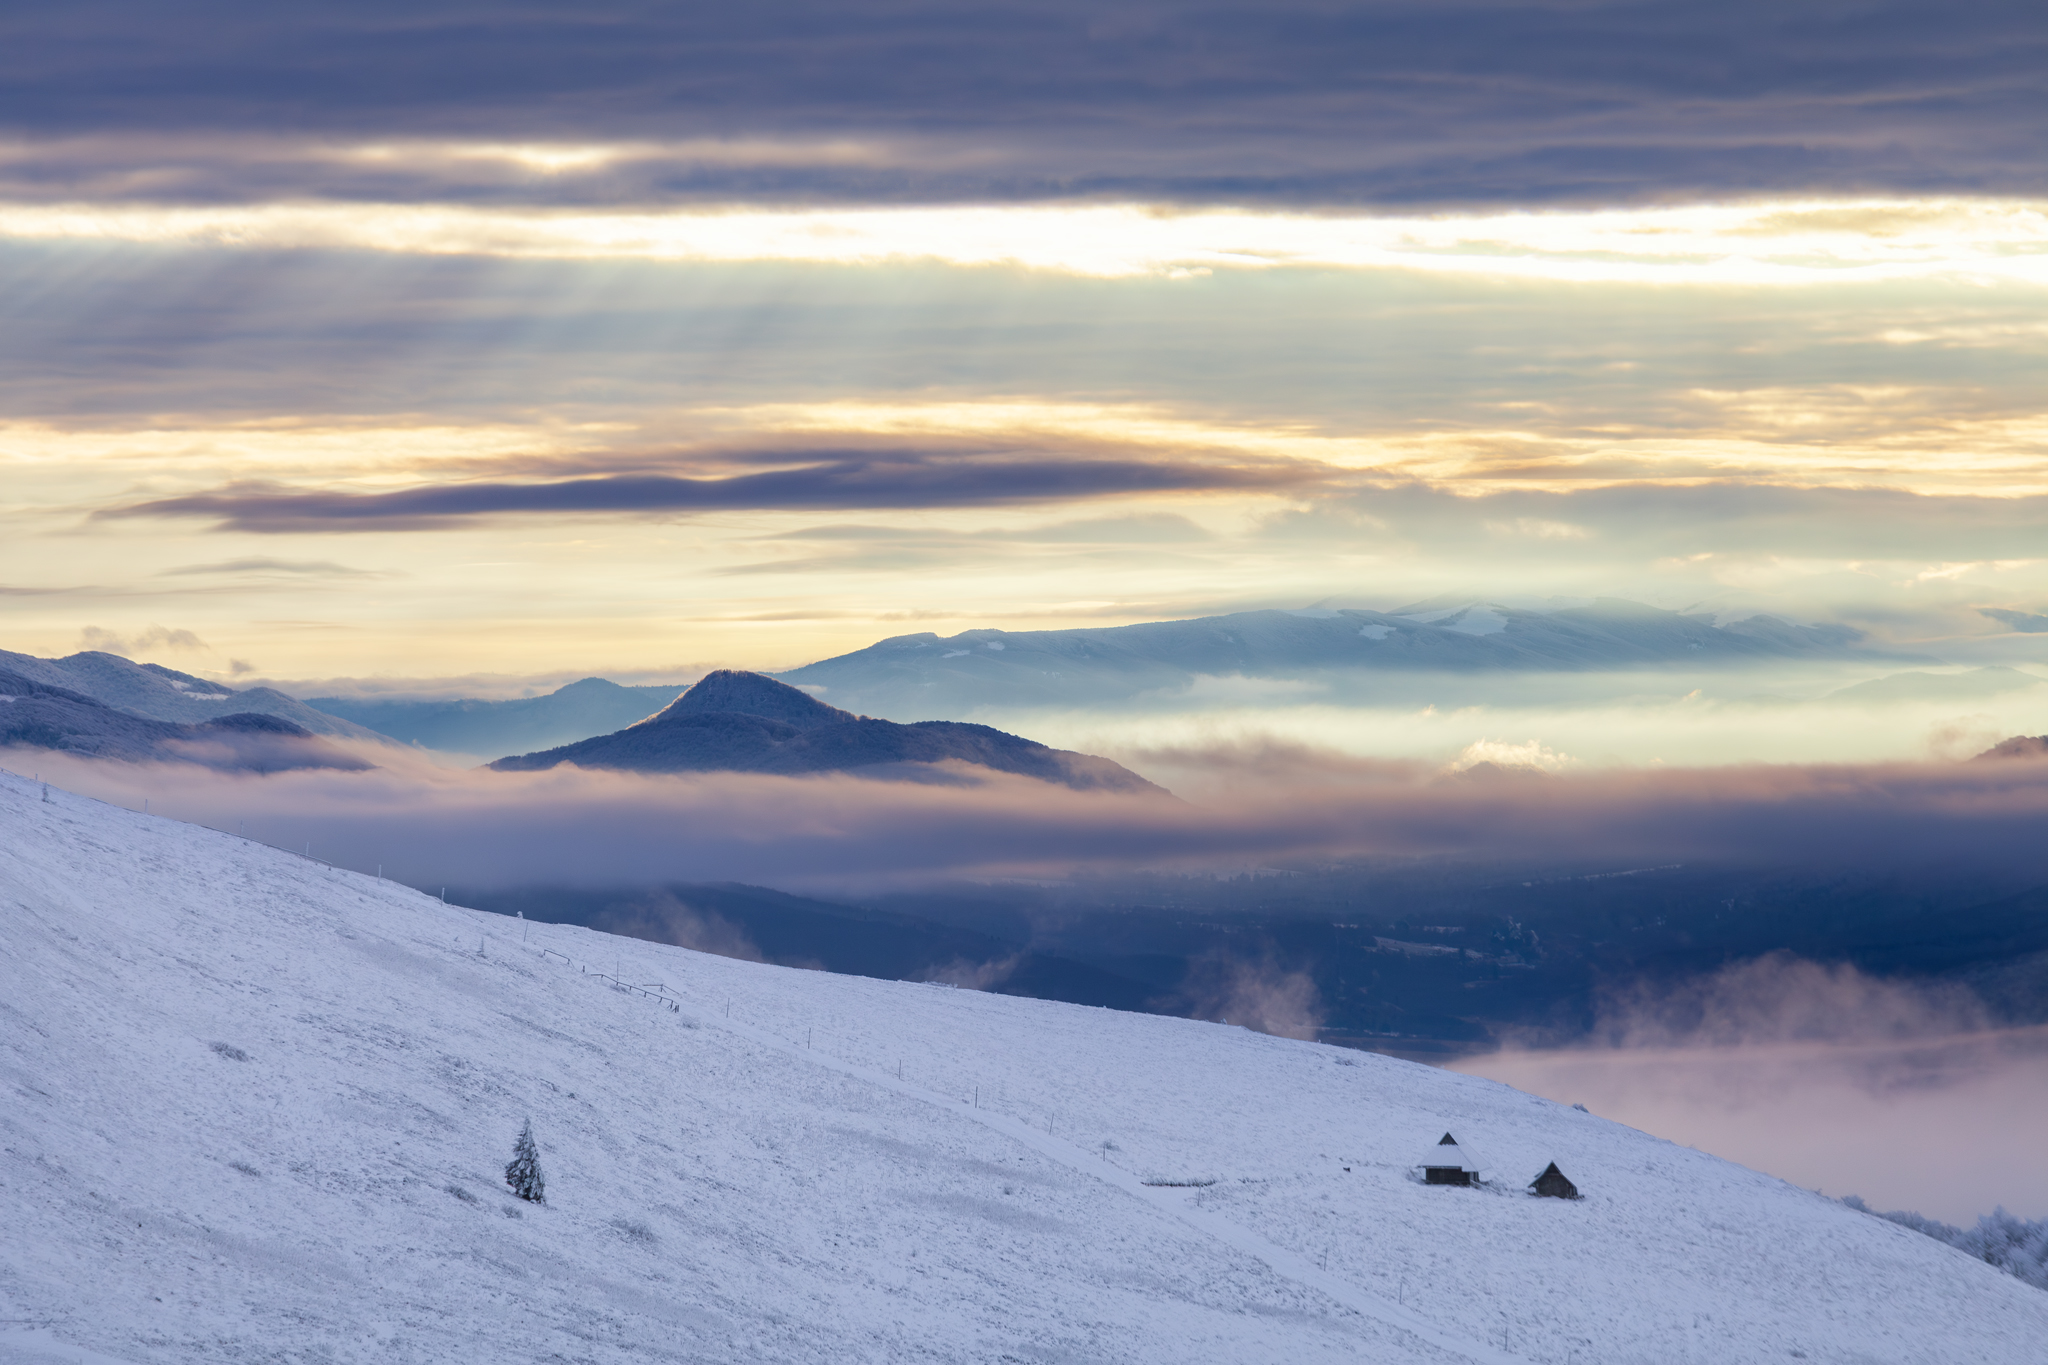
[3,769,2043,1365]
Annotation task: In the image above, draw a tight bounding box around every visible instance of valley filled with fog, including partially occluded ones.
[12,609,2048,1235]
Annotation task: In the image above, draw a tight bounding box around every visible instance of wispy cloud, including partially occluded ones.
[76,624,208,656]
[159,557,380,577]
[1178,952,1325,1041]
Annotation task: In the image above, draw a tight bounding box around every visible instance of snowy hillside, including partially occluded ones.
[3,769,2044,1365]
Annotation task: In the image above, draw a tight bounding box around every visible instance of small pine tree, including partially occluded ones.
[504,1118,546,1204]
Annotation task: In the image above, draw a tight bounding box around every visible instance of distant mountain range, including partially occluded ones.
[777,598,1905,714]
[0,648,385,741]
[0,598,1959,763]
[0,668,370,772]
[489,670,1164,793]
[306,677,688,755]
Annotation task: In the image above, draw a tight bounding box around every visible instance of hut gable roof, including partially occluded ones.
[1417,1130,1490,1174]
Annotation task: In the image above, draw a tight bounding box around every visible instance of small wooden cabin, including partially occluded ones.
[1530,1162,1580,1199]
[1419,1131,1487,1186]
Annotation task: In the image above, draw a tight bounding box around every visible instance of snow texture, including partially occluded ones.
[1842,1197,2048,1291]
[3,766,2045,1364]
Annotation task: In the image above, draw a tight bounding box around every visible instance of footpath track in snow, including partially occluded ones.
[543,942,1522,1365]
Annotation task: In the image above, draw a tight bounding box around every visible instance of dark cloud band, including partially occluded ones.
[107,455,1313,532]
[2,3,2044,206]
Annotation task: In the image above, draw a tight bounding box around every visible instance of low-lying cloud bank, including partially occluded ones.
[1458,954,2048,1223]
[12,741,2048,892]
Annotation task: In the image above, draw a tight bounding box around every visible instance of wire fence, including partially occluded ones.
[536,945,684,1010]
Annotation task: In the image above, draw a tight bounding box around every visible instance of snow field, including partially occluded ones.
[2,767,2044,1364]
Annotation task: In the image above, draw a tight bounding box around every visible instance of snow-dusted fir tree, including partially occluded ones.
[504,1119,546,1203]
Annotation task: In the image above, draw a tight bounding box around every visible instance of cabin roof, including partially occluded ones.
[1417,1130,1489,1174]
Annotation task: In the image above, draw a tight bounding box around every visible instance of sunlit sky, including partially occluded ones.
[4,3,2047,693]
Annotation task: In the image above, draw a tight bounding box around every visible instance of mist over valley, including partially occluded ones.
[10,604,2048,1237]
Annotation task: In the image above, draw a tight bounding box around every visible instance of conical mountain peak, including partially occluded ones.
[660,670,856,731]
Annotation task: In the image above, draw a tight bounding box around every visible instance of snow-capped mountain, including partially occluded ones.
[777,599,1902,715]
[0,669,372,772]
[0,649,384,742]
[3,767,2042,1364]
